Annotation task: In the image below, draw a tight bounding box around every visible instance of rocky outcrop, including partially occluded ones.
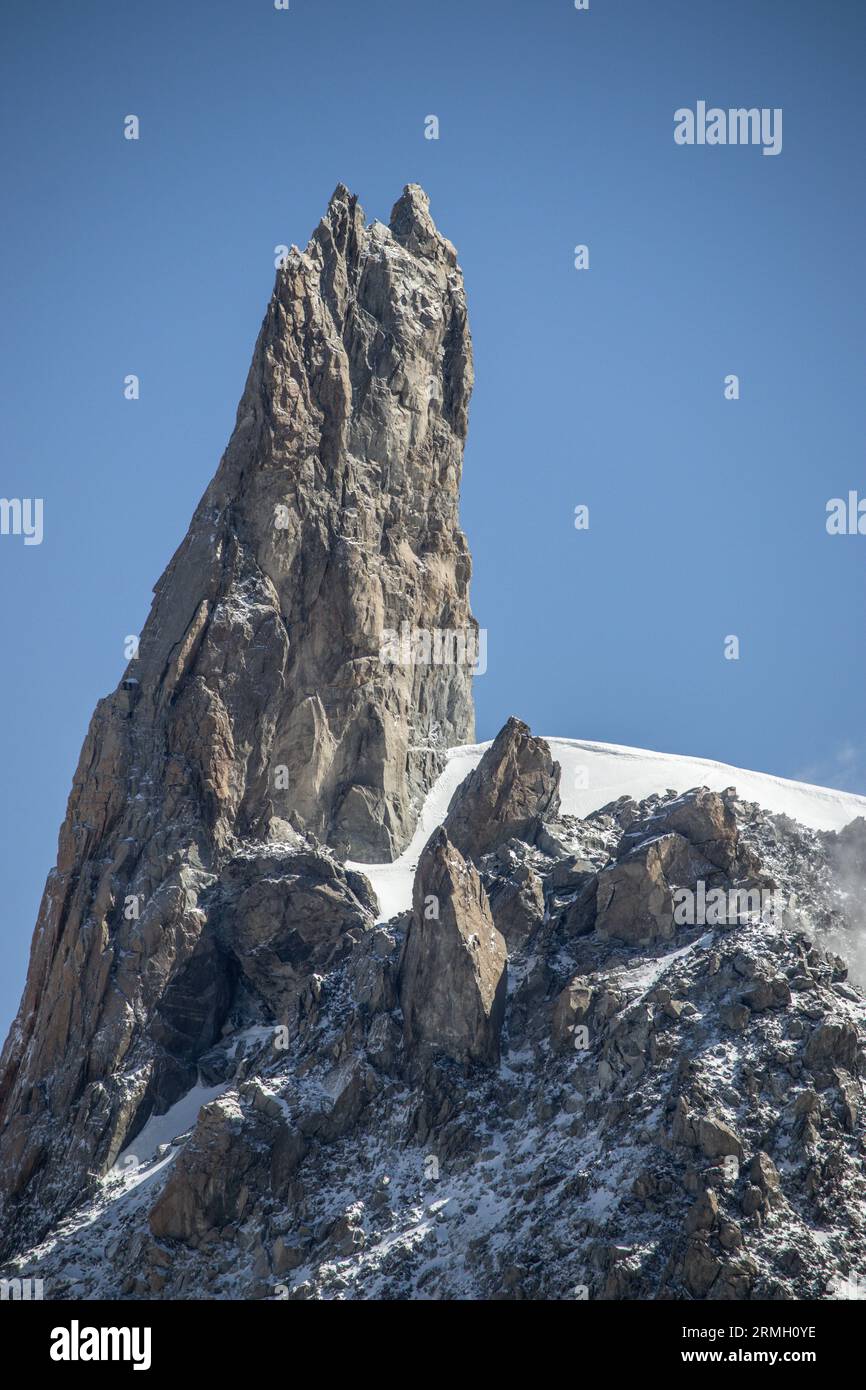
[594,834,714,947]
[215,842,377,1020]
[443,717,561,860]
[0,183,475,1257]
[3,784,866,1302]
[616,789,741,874]
[400,828,507,1066]
[563,787,759,947]
[148,1094,305,1247]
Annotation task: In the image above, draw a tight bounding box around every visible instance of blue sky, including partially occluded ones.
[1,0,864,1037]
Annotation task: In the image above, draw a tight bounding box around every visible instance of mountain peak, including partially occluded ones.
[390,182,457,266]
[0,183,476,1256]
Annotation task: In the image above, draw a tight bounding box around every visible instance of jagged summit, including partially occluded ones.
[0,184,477,1257]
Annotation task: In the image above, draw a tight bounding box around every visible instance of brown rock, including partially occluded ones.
[595,834,697,946]
[443,717,561,860]
[748,1150,781,1205]
[148,1095,305,1246]
[742,977,792,1012]
[619,789,739,874]
[400,829,507,1065]
[719,1220,743,1251]
[551,976,594,1053]
[683,1239,722,1297]
[0,183,476,1254]
[803,1020,859,1071]
[741,1184,765,1217]
[720,1002,751,1031]
[697,1116,744,1161]
[685,1188,719,1233]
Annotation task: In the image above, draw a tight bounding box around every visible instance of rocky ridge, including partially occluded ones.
[4,732,866,1301]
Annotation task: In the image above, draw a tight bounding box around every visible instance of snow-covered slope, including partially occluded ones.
[351,737,866,923]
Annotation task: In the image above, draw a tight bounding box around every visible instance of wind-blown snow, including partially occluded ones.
[351,736,866,925]
[550,738,866,831]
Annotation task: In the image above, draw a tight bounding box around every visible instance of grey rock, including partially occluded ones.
[215,843,375,1020]
[486,864,545,951]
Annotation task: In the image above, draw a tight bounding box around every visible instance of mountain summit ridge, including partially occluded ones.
[3,188,866,1303]
[0,183,476,1256]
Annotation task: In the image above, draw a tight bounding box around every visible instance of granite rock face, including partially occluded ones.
[0,184,475,1256]
[400,828,507,1066]
[4,782,866,1302]
[443,716,561,861]
[5,185,866,1305]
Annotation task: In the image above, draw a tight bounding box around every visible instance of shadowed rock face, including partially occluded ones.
[0,184,475,1256]
[400,829,507,1066]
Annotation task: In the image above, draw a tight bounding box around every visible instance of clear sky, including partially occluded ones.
[1,0,864,1038]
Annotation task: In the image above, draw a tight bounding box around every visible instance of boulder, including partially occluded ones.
[698,1116,744,1162]
[618,789,739,874]
[803,1020,859,1072]
[683,1239,722,1297]
[749,1151,781,1205]
[685,1188,719,1233]
[594,835,686,946]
